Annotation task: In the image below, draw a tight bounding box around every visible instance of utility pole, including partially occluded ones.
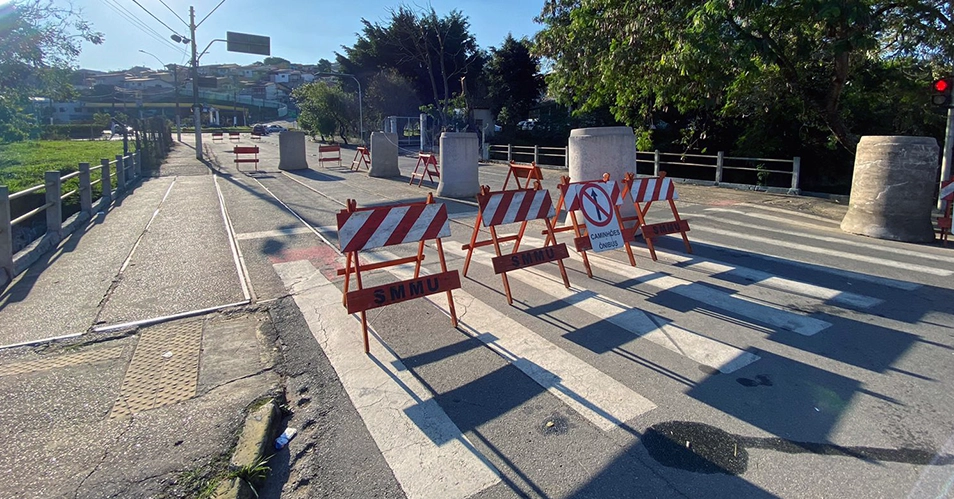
[940,107,953,210]
[173,63,181,141]
[190,6,202,160]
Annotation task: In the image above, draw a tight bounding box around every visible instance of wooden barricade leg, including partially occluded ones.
[410,156,423,185]
[462,210,484,278]
[634,200,659,261]
[352,255,370,354]
[434,238,459,327]
[489,224,514,305]
[342,252,353,306]
[669,198,693,253]
[616,204,637,267]
[543,217,571,288]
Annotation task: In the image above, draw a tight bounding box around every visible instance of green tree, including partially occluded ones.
[338,5,484,128]
[0,0,103,141]
[485,35,545,129]
[263,56,290,68]
[293,82,357,143]
[365,69,422,125]
[534,0,953,153]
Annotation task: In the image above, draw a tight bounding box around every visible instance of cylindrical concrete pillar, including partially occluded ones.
[278,131,309,171]
[369,132,400,178]
[568,126,638,219]
[841,136,939,242]
[437,132,479,199]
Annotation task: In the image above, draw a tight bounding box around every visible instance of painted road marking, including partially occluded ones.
[361,251,658,430]
[694,225,952,276]
[234,227,314,240]
[448,244,759,374]
[701,210,954,265]
[520,235,832,336]
[675,259,883,309]
[670,235,922,291]
[274,260,500,499]
[737,204,841,224]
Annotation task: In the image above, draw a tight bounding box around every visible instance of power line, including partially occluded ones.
[129,0,182,37]
[156,0,188,27]
[99,0,186,55]
[197,0,228,27]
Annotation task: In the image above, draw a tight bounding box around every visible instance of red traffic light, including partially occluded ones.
[935,79,950,93]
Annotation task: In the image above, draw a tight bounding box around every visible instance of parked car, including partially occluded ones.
[252,124,268,135]
[266,124,287,133]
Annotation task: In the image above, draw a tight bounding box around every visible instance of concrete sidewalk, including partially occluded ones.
[0,142,281,498]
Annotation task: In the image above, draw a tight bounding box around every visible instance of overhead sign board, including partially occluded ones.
[226,31,270,56]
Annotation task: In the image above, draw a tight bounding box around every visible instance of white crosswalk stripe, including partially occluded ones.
[445,244,760,373]
[518,235,832,336]
[692,225,951,276]
[700,209,954,265]
[671,258,882,309]
[273,260,501,499]
[360,251,658,431]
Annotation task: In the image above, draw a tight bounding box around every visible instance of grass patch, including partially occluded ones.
[0,140,125,193]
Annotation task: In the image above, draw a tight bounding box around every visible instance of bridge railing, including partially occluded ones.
[0,151,141,287]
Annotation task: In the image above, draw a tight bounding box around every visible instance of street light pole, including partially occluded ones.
[138,50,182,142]
[190,6,202,160]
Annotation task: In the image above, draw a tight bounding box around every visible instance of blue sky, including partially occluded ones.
[71,0,546,71]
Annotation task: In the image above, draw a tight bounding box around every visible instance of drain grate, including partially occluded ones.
[0,346,125,377]
[110,320,202,419]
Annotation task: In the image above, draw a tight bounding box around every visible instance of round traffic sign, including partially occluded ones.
[579,183,614,227]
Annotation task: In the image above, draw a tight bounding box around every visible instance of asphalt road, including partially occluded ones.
[192,135,954,498]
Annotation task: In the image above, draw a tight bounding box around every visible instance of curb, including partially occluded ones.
[215,399,282,499]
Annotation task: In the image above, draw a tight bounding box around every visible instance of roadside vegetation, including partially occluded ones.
[0,140,123,192]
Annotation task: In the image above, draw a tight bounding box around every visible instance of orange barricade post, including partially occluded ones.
[318,144,342,167]
[620,171,692,261]
[233,145,259,171]
[502,161,543,190]
[410,152,440,187]
[462,183,570,305]
[544,173,637,278]
[350,146,371,171]
[336,194,460,353]
[212,131,224,142]
[938,180,954,246]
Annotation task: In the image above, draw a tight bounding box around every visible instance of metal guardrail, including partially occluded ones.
[487,144,800,194]
[0,151,141,283]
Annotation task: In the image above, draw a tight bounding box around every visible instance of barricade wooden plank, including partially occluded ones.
[492,243,569,274]
[345,270,461,314]
[621,171,692,261]
[229,132,240,142]
[337,194,459,352]
[318,144,342,167]
[464,183,569,305]
[502,161,543,190]
[233,146,259,171]
[212,132,224,142]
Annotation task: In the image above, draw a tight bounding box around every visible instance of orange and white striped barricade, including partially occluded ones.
[350,146,371,171]
[336,193,460,353]
[620,171,692,261]
[318,144,342,167]
[939,180,954,246]
[409,152,440,187]
[462,183,570,305]
[544,174,637,278]
[502,161,543,190]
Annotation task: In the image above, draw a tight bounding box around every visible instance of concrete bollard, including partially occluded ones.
[278,131,309,171]
[841,136,939,242]
[369,132,400,178]
[100,158,112,206]
[437,132,480,199]
[79,163,92,216]
[568,126,639,220]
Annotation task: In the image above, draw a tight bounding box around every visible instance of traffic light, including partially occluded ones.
[932,77,953,106]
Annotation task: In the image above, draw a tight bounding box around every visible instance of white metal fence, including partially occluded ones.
[487,144,800,194]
